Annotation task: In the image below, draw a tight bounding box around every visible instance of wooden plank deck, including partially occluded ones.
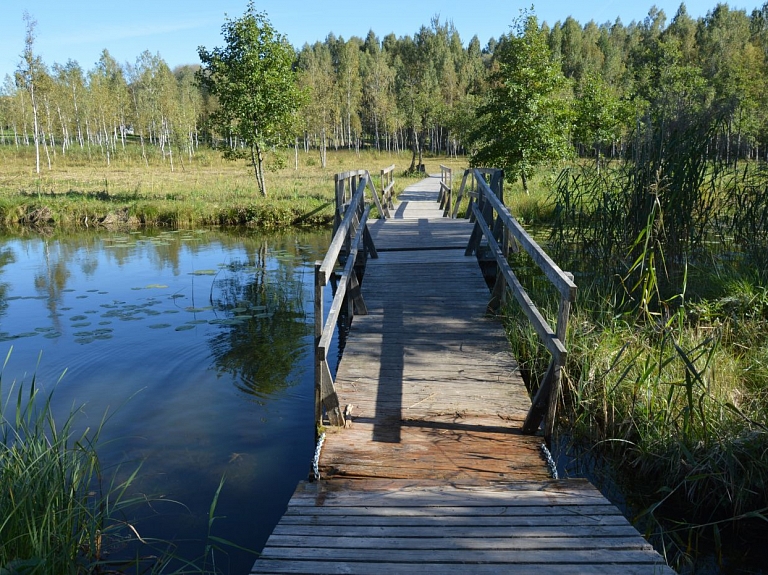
[251,175,674,574]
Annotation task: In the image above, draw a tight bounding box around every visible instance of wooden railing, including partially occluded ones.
[463,168,577,442]
[334,169,390,235]
[380,164,396,212]
[315,171,383,428]
[447,168,503,220]
[439,165,452,215]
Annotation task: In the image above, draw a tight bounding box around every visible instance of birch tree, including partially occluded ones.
[16,12,46,173]
[198,2,305,196]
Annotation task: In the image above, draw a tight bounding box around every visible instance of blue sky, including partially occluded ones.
[0,0,748,81]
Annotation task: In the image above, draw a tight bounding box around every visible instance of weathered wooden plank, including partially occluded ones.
[259,547,668,564]
[265,534,653,551]
[252,561,672,574]
[286,481,611,505]
[277,513,633,527]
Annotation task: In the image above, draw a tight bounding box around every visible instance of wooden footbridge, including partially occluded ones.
[251,167,674,574]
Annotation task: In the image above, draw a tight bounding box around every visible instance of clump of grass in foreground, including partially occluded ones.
[0,351,243,574]
[0,353,139,573]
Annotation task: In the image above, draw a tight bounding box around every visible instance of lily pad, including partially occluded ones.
[189,270,217,276]
[148,323,172,329]
[145,284,169,289]
[175,324,196,331]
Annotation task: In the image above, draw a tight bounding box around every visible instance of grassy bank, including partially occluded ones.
[0,145,438,231]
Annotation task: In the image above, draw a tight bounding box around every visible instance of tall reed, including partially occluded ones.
[0,351,242,574]
[0,351,138,573]
[502,106,768,569]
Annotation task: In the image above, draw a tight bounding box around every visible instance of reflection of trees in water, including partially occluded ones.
[0,247,14,317]
[208,241,312,399]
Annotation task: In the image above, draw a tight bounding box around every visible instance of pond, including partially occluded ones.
[0,227,335,574]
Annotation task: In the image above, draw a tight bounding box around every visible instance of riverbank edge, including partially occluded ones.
[0,196,338,232]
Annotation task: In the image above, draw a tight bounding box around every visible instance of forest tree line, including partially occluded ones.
[3,2,768,171]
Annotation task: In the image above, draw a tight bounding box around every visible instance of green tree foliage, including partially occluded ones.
[573,73,627,169]
[297,41,337,166]
[197,2,305,195]
[7,3,768,172]
[469,12,571,192]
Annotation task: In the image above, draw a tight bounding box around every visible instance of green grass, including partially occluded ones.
[0,144,426,231]
[495,143,768,569]
[0,352,141,573]
[0,351,246,574]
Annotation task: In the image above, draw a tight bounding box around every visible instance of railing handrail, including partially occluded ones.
[315,169,385,429]
[318,203,372,357]
[319,175,368,284]
[464,168,577,442]
[474,173,576,302]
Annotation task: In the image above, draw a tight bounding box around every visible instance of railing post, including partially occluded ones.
[543,272,574,442]
[333,174,342,236]
[314,261,323,430]
[451,170,471,219]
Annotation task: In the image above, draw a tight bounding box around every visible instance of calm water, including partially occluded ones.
[0,228,334,574]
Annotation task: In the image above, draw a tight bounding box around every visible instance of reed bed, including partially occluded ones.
[0,354,139,573]
[501,113,768,570]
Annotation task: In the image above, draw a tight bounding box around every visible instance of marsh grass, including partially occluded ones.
[0,351,247,574]
[502,269,768,568]
[499,115,768,569]
[0,351,142,573]
[0,145,422,230]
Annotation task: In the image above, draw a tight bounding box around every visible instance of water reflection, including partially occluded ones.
[0,246,13,317]
[0,227,331,574]
[208,241,312,399]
